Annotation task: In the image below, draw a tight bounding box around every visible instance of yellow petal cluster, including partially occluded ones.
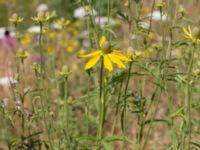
[182,26,200,43]
[80,36,130,72]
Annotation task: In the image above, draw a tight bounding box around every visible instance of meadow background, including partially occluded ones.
[0,0,200,150]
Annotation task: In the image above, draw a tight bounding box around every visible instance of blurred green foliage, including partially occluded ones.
[0,2,9,27]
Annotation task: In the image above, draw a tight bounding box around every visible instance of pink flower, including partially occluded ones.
[2,30,16,50]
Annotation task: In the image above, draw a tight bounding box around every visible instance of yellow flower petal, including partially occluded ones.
[112,50,131,61]
[84,54,101,70]
[80,50,101,58]
[103,55,113,72]
[99,36,106,48]
[108,54,126,69]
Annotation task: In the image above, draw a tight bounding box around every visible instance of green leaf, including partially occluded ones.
[102,141,112,150]
[170,106,185,118]
[191,141,200,148]
[77,136,98,142]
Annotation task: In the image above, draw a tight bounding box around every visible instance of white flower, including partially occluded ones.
[52,23,62,30]
[0,77,17,86]
[138,22,150,29]
[94,16,117,28]
[149,11,167,21]
[37,3,48,12]
[95,16,109,26]
[27,26,41,33]
[0,27,15,39]
[73,7,97,19]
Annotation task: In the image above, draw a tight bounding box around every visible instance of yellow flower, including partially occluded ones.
[182,26,200,43]
[47,46,55,55]
[127,47,153,60]
[80,36,130,72]
[142,48,153,58]
[9,13,23,24]
[78,49,85,55]
[66,40,78,53]
[20,34,32,45]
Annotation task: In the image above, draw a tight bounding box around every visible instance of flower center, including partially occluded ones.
[102,41,112,54]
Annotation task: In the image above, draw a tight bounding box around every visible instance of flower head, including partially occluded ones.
[55,18,70,28]
[182,26,200,43]
[32,11,56,22]
[80,36,130,72]
[9,13,23,24]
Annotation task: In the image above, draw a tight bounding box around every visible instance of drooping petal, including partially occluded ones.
[99,36,106,48]
[108,53,126,69]
[103,55,113,72]
[80,50,101,58]
[112,50,131,61]
[84,54,101,70]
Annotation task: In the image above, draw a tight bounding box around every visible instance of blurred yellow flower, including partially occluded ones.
[66,40,78,53]
[128,47,153,60]
[72,63,79,71]
[78,49,85,55]
[47,47,55,55]
[182,26,200,43]
[142,48,153,58]
[20,34,32,45]
[48,32,56,39]
[80,36,130,72]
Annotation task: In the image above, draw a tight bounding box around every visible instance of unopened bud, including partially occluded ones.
[102,41,112,54]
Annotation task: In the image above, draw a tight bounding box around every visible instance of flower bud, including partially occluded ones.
[127,47,134,56]
[179,5,185,16]
[102,41,112,54]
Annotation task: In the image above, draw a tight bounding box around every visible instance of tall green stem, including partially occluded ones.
[186,43,195,149]
[98,58,104,141]
[38,22,53,150]
[63,77,70,147]
[111,79,123,135]
[122,62,133,150]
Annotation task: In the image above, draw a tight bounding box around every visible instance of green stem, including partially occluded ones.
[64,77,70,147]
[186,43,195,149]
[111,78,123,135]
[86,72,91,135]
[122,62,133,150]
[38,22,53,150]
[98,58,104,141]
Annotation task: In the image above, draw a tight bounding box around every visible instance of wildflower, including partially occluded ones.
[55,18,70,28]
[37,3,48,12]
[9,13,23,24]
[182,26,200,43]
[20,34,32,45]
[138,21,150,29]
[47,46,55,55]
[32,11,56,22]
[48,32,56,39]
[179,5,185,17]
[149,11,167,21]
[156,1,165,10]
[16,49,30,63]
[127,47,153,60]
[72,63,79,71]
[78,49,85,55]
[66,40,78,53]
[73,6,97,19]
[80,36,130,72]
[2,30,16,50]
[60,66,71,78]
[27,26,41,33]
[0,76,17,86]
